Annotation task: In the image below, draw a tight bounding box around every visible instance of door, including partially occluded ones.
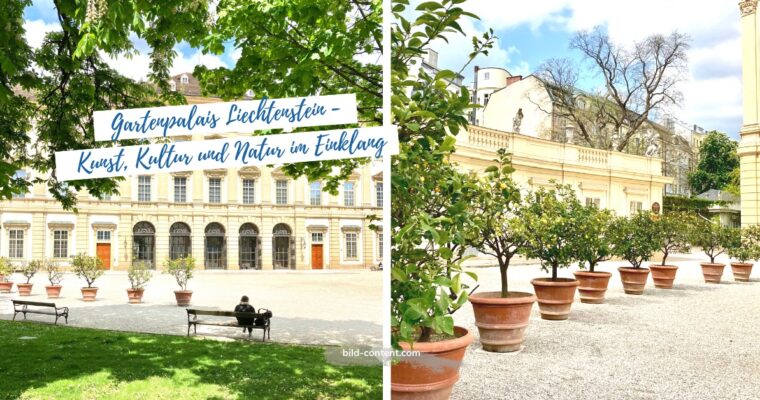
[311,244,323,269]
[96,243,111,270]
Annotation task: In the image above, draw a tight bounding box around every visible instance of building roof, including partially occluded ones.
[696,189,739,203]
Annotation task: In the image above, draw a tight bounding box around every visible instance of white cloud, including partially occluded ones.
[23,19,59,49]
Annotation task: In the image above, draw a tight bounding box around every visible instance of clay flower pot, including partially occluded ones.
[730,262,753,282]
[530,278,579,320]
[700,263,725,284]
[391,326,473,400]
[0,281,13,293]
[45,285,62,298]
[649,265,678,289]
[618,267,650,295]
[573,271,612,304]
[127,288,145,304]
[16,283,33,296]
[469,291,535,352]
[81,287,99,302]
[174,290,193,306]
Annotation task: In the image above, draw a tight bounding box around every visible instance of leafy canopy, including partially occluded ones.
[609,212,660,269]
[688,131,739,194]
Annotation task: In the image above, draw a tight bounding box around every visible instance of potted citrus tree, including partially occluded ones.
[469,148,534,352]
[45,261,64,298]
[650,212,692,289]
[573,206,615,303]
[726,227,754,282]
[72,253,104,301]
[516,183,583,320]
[0,257,15,293]
[127,262,152,304]
[17,260,41,296]
[610,212,660,295]
[690,219,733,284]
[163,256,195,306]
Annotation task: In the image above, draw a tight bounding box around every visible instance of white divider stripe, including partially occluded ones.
[55,126,398,182]
[93,94,358,142]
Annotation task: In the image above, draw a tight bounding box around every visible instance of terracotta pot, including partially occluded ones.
[530,278,579,320]
[45,285,62,298]
[730,262,753,282]
[700,263,725,284]
[174,290,193,306]
[618,267,650,295]
[573,271,612,304]
[81,287,99,302]
[0,281,13,293]
[127,288,145,304]
[16,283,33,296]
[391,326,473,400]
[469,291,535,352]
[649,265,678,289]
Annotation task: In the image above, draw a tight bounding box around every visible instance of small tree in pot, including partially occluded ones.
[127,262,152,304]
[609,212,660,295]
[163,256,195,306]
[573,206,615,303]
[0,258,13,293]
[726,227,754,282]
[650,212,693,289]
[515,183,584,320]
[45,261,64,298]
[17,260,42,296]
[72,254,104,301]
[468,148,534,352]
[734,225,760,281]
[690,218,733,284]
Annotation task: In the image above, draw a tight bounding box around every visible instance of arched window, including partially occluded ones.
[132,222,155,269]
[204,223,226,269]
[169,222,191,260]
[272,223,294,269]
[239,223,261,270]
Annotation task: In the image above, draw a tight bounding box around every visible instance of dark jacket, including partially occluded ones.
[234,303,255,326]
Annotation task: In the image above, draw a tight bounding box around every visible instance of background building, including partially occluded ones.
[0,74,383,271]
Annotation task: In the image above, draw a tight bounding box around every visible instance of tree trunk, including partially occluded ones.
[661,251,668,266]
[552,264,558,280]
[499,259,508,298]
[418,326,432,342]
[589,261,595,273]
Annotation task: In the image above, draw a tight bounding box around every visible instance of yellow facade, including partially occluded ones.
[739,0,760,226]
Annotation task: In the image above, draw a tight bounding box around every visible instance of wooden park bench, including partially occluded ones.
[12,300,69,325]
[186,308,272,341]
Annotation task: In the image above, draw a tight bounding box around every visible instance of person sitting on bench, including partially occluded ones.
[234,295,256,334]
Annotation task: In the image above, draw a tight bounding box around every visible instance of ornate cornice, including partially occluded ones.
[740,0,757,17]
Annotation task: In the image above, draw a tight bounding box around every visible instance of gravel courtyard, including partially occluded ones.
[0,270,382,347]
[452,252,760,400]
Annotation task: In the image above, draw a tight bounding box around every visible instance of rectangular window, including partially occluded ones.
[53,230,68,258]
[174,177,187,203]
[8,229,24,258]
[138,176,151,202]
[242,179,255,204]
[276,180,288,205]
[375,182,383,207]
[209,178,221,203]
[585,198,601,208]
[483,72,490,80]
[344,182,355,207]
[310,182,322,206]
[378,232,383,259]
[311,232,323,243]
[629,201,643,215]
[345,232,358,259]
[96,230,111,242]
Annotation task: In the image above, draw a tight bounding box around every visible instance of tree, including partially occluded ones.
[536,27,689,152]
[609,212,660,269]
[574,205,615,272]
[655,212,693,265]
[470,148,525,297]
[515,183,584,280]
[688,131,740,194]
[689,218,734,264]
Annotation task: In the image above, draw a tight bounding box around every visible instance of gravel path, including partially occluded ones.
[451,253,760,400]
[0,270,382,348]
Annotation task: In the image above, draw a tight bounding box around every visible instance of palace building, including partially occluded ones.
[0,73,384,271]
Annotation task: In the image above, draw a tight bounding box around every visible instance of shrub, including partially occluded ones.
[0,257,12,282]
[163,256,195,291]
[21,260,42,284]
[46,261,64,286]
[655,212,694,265]
[610,212,660,269]
[72,254,104,288]
[575,205,615,272]
[689,218,734,264]
[128,262,153,290]
[726,228,753,263]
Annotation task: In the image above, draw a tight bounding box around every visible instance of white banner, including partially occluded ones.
[55,126,398,181]
[93,94,358,142]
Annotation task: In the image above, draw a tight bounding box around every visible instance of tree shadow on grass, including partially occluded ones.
[0,319,382,400]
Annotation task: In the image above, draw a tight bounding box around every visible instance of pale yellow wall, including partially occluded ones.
[740,1,760,226]
[480,76,553,137]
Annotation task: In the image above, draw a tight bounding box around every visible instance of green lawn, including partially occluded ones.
[0,321,381,400]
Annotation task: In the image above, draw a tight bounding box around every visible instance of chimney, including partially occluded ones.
[506,75,523,86]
